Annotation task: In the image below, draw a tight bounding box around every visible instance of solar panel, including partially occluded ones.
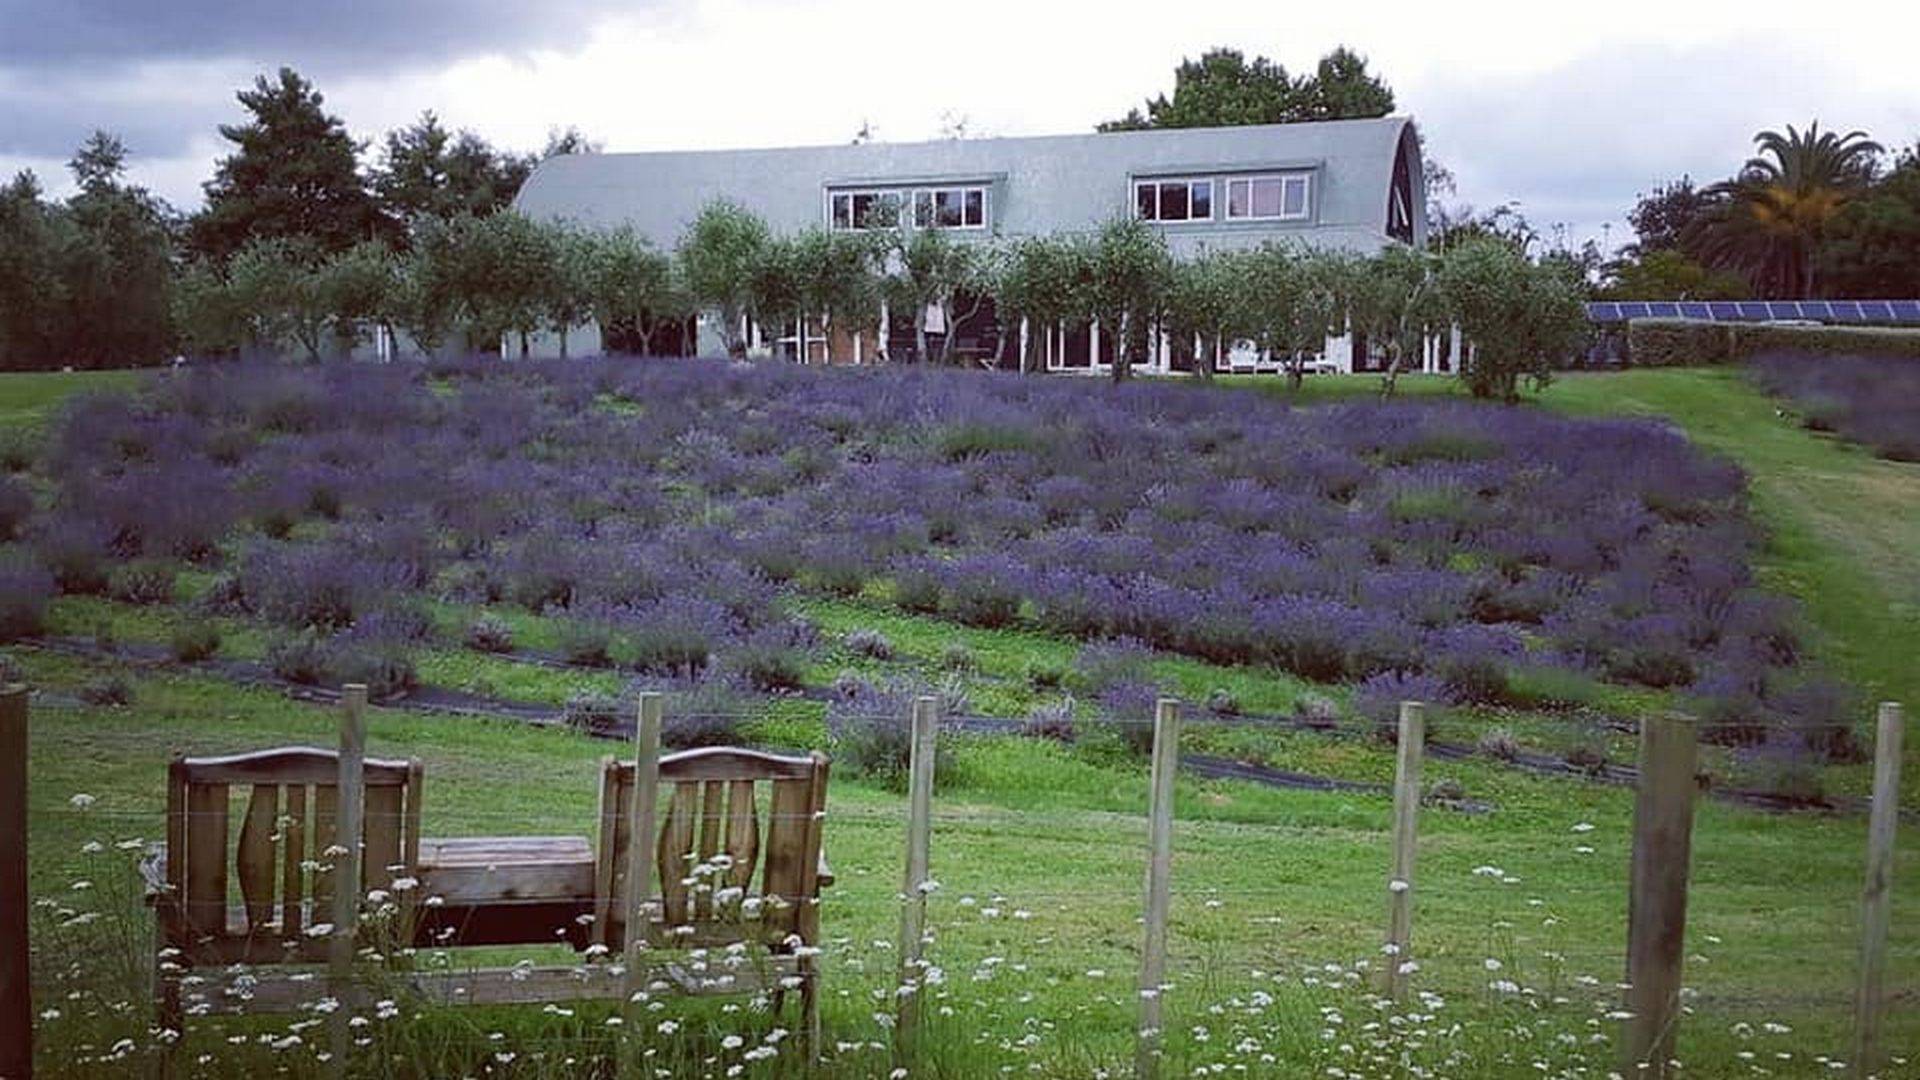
[1678,302,1711,319]
[1799,301,1833,320]
[1651,302,1684,318]
[1890,300,1920,322]
[1708,302,1741,320]
[1863,300,1895,322]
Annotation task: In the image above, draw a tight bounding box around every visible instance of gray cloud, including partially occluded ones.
[0,0,645,158]
[0,1,628,69]
[1411,38,1920,248]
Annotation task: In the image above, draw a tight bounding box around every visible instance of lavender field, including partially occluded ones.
[1748,349,1920,462]
[4,357,1849,766]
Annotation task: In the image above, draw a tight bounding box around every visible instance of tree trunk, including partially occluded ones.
[558,325,570,359]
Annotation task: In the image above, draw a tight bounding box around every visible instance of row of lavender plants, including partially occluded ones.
[1747,349,1920,462]
[4,356,1851,759]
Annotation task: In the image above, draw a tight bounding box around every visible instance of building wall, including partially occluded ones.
[510,116,1425,361]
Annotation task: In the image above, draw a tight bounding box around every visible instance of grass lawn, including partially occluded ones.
[0,368,145,430]
[9,365,1919,1076]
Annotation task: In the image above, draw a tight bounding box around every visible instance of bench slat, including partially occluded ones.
[237,784,278,934]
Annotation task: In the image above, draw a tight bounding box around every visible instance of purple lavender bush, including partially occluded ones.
[23,357,1844,762]
[1748,349,1920,461]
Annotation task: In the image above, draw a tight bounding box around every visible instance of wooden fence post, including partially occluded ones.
[329,684,368,1072]
[1383,701,1425,999]
[1854,702,1905,1077]
[1,686,30,1080]
[622,693,664,994]
[1136,698,1181,1080]
[894,696,939,1063]
[1622,713,1698,1079]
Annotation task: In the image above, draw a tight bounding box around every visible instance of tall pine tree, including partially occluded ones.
[190,67,387,261]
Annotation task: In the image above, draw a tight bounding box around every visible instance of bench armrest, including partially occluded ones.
[816,851,834,890]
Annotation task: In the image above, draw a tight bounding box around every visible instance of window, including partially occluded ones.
[1134,179,1213,222]
[1224,174,1311,221]
[829,190,903,231]
[912,186,987,229]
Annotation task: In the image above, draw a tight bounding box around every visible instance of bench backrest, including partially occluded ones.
[164,747,423,957]
[594,748,828,950]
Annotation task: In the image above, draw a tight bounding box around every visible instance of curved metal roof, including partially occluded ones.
[514,115,1422,257]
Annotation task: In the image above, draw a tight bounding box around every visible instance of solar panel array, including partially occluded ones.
[1586,300,1920,324]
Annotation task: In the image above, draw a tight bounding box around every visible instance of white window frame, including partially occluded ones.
[1133,178,1214,223]
[827,189,905,232]
[1224,173,1312,222]
[912,186,989,231]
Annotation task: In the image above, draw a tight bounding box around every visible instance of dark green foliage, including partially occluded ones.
[1098,46,1393,131]
[169,621,222,663]
[372,111,532,224]
[1630,318,1920,366]
[107,558,175,605]
[190,68,389,262]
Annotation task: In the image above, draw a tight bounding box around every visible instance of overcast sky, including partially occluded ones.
[2,0,1916,251]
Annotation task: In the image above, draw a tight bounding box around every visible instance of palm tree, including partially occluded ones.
[1688,122,1883,297]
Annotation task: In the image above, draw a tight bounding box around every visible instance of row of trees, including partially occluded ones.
[0,66,589,370]
[166,191,1585,404]
[1605,123,1920,300]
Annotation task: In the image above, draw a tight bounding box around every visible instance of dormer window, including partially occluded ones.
[1225,174,1311,221]
[913,187,987,229]
[1134,179,1213,222]
[829,190,903,231]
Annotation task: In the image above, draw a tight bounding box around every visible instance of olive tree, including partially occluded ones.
[389,214,462,355]
[792,227,884,361]
[1348,245,1445,398]
[318,240,399,354]
[590,226,676,356]
[227,237,329,360]
[1088,215,1172,383]
[746,233,806,355]
[997,234,1094,374]
[1437,237,1587,402]
[887,225,998,363]
[1283,249,1353,390]
[1163,249,1247,380]
[544,222,599,358]
[677,199,769,357]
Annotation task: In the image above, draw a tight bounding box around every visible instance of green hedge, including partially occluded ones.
[1627,318,1920,366]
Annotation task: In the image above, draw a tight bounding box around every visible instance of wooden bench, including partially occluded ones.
[141,746,424,1025]
[139,701,836,1058]
[593,746,833,1044]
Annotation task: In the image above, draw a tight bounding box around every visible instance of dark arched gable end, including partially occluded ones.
[1386,123,1423,246]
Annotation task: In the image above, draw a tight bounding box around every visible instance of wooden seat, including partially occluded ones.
[142,747,422,1026]
[414,835,596,948]
[594,747,833,1042]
